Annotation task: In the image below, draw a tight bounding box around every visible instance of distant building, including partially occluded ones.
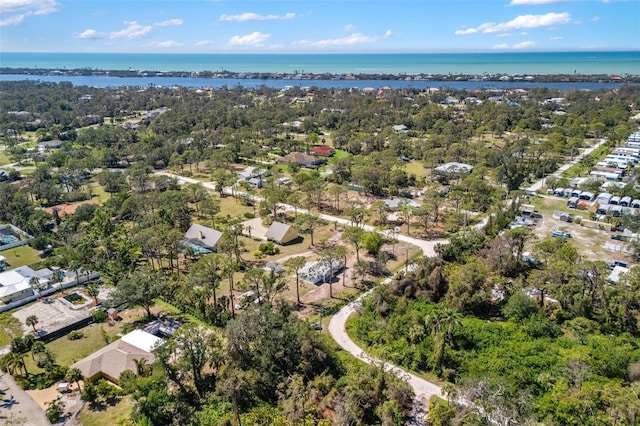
[182,224,223,255]
[279,152,326,168]
[264,221,299,245]
[433,162,474,176]
[37,140,64,151]
[392,124,408,132]
[298,260,344,285]
[379,198,421,211]
[608,265,630,283]
[0,266,53,303]
[309,146,335,157]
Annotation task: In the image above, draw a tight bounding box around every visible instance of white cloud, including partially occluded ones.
[344,24,356,32]
[497,33,512,37]
[384,29,393,38]
[456,12,571,35]
[513,40,536,48]
[227,31,271,46]
[455,28,478,35]
[74,29,101,39]
[0,0,59,26]
[219,12,296,22]
[107,19,181,40]
[520,32,528,35]
[109,21,154,39]
[155,19,183,27]
[549,36,564,40]
[493,40,537,49]
[295,33,377,48]
[151,40,183,48]
[510,0,570,4]
[195,40,212,46]
[591,16,601,21]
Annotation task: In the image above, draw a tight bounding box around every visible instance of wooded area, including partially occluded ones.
[0,80,639,425]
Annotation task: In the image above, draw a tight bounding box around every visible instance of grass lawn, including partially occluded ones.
[79,395,133,426]
[1,245,41,269]
[218,195,254,219]
[0,312,23,345]
[403,161,428,179]
[327,149,350,165]
[24,321,122,374]
[0,149,11,166]
[90,184,111,204]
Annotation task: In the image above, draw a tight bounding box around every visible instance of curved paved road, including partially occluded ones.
[327,239,448,425]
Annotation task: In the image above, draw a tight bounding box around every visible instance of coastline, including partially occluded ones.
[1,67,638,85]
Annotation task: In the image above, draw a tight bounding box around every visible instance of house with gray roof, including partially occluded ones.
[264,221,299,245]
[380,198,421,211]
[182,224,223,255]
[298,259,343,285]
[433,162,474,176]
[37,139,64,151]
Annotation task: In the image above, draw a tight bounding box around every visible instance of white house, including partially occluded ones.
[0,266,50,303]
[433,162,474,176]
[298,260,343,285]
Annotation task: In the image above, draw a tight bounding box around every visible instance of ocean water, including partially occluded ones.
[1,51,639,75]
[0,74,632,91]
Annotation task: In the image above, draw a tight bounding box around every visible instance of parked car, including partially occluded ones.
[552,230,572,238]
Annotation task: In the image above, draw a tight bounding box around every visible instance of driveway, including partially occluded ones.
[0,372,49,426]
[241,217,269,240]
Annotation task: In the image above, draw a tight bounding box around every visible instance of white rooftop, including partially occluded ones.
[121,329,164,353]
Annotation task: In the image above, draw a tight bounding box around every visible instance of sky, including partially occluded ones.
[1,0,638,54]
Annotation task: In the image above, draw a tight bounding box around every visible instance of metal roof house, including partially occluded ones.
[182,224,223,254]
[381,198,421,211]
[264,221,299,245]
[433,162,474,176]
[298,260,343,285]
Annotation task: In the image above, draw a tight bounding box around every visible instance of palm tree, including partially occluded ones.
[86,284,99,305]
[31,340,46,362]
[28,276,41,292]
[425,308,462,371]
[220,257,237,318]
[133,358,151,377]
[65,367,83,391]
[4,352,28,377]
[284,256,307,307]
[26,315,39,334]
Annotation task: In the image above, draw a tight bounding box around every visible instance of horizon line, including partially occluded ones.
[2,49,639,55]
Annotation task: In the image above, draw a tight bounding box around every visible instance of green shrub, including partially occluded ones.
[258,242,280,255]
[92,309,108,323]
[67,330,84,340]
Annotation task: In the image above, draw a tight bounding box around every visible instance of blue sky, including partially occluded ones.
[1,0,638,53]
